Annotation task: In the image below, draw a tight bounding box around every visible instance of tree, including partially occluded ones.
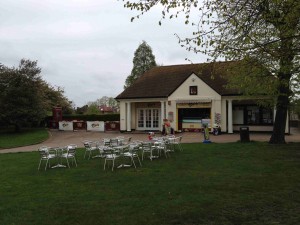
[0,59,46,131]
[108,97,119,111]
[123,0,300,144]
[42,83,74,115]
[86,96,119,114]
[124,40,157,89]
[95,96,109,106]
[75,105,88,114]
[85,102,101,115]
[0,59,74,131]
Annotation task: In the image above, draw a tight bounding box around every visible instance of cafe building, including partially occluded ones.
[115,61,289,133]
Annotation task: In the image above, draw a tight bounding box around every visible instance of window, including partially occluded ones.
[190,86,197,95]
[261,108,273,124]
[138,110,144,128]
[232,105,273,125]
[145,109,152,128]
[247,106,259,124]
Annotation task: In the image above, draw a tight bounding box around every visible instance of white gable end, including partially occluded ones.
[169,73,221,101]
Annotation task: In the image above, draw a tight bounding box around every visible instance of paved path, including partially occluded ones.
[1,127,299,154]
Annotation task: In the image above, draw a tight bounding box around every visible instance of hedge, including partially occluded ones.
[45,114,120,122]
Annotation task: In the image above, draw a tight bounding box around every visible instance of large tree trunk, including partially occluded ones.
[269,95,288,144]
[269,29,293,144]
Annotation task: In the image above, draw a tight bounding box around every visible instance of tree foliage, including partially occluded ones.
[85,102,101,115]
[123,0,300,144]
[83,96,119,115]
[0,59,73,131]
[95,96,119,109]
[124,40,157,89]
[42,84,74,115]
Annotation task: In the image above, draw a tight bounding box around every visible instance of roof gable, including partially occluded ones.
[169,73,221,99]
[116,61,240,100]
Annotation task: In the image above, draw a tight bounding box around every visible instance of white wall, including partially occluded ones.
[168,73,222,131]
[119,101,126,131]
[131,103,136,130]
[233,109,244,124]
[169,74,221,100]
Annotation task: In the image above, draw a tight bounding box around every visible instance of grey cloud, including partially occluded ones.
[0,0,203,106]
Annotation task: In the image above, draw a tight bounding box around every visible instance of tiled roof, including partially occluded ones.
[99,105,113,112]
[115,61,240,100]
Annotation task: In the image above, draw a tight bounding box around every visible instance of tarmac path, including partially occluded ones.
[1,127,299,154]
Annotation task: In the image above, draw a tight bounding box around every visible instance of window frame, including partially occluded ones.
[189,86,198,95]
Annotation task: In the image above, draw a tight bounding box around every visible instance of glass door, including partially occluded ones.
[145,109,152,128]
[152,109,159,128]
[138,110,144,128]
[137,109,160,130]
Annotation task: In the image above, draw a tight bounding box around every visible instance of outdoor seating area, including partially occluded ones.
[82,135,183,171]
[37,144,78,170]
[2,139,299,225]
[37,134,183,171]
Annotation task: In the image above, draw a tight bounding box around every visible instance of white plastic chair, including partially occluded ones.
[173,136,183,151]
[155,141,171,158]
[140,142,159,161]
[103,138,111,146]
[37,147,56,171]
[123,144,142,168]
[103,147,120,171]
[122,137,132,145]
[61,144,78,167]
[83,141,98,159]
[110,138,119,147]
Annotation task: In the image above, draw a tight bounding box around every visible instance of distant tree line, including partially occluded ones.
[75,96,119,115]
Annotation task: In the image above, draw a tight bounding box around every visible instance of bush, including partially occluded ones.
[45,114,120,122]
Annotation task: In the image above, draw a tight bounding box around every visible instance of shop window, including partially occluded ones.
[233,105,273,125]
[261,108,273,124]
[233,106,244,124]
[246,106,273,125]
[190,86,198,95]
[247,106,259,124]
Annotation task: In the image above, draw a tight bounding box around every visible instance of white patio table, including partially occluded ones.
[113,145,132,168]
[50,147,67,169]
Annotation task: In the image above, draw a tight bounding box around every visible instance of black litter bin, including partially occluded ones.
[240,127,250,142]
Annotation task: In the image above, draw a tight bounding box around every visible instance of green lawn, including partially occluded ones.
[0,128,49,149]
[0,142,299,225]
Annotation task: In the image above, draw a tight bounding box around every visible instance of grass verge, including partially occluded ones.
[0,128,49,149]
[0,142,299,225]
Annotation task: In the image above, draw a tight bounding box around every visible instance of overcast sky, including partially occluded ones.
[0,0,207,107]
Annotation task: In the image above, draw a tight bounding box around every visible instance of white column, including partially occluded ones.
[211,99,215,128]
[285,111,289,134]
[160,101,165,131]
[221,99,227,132]
[228,99,233,133]
[126,102,131,132]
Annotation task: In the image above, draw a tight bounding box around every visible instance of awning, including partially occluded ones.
[176,99,212,104]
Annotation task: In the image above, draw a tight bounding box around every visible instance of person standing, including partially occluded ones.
[164,119,171,135]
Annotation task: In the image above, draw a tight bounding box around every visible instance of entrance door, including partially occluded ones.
[137,109,160,130]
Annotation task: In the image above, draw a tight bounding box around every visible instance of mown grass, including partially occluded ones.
[0,128,49,149]
[0,142,299,225]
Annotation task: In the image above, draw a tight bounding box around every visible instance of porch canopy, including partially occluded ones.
[176,99,212,104]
